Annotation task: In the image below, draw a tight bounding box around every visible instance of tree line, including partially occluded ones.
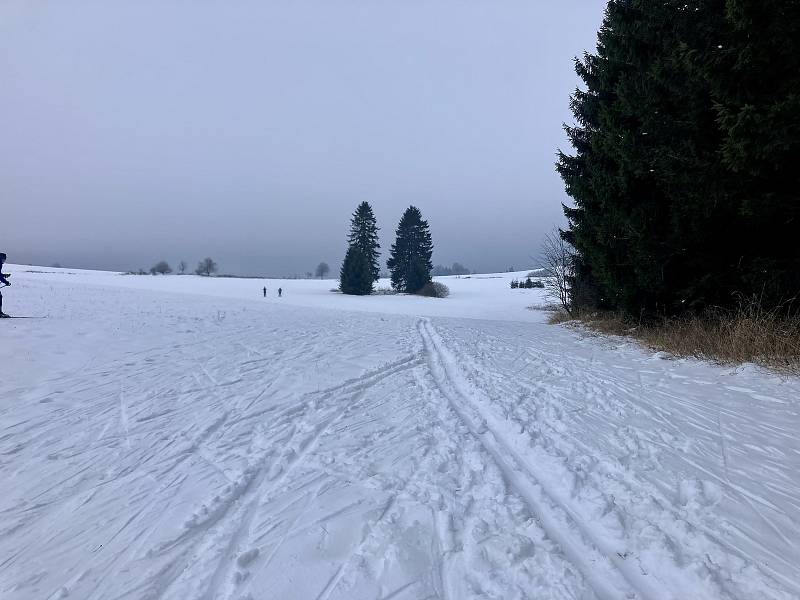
[511,277,544,290]
[432,263,470,277]
[139,258,217,276]
[557,0,799,319]
[340,202,439,296]
[143,258,328,278]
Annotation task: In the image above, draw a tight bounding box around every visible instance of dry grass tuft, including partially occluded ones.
[549,299,800,374]
[547,309,575,325]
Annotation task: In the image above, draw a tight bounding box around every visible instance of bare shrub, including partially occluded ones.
[540,227,575,316]
[315,262,330,278]
[418,281,450,298]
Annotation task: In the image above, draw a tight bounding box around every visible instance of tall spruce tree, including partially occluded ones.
[387,206,434,293]
[347,202,381,283]
[340,201,380,295]
[558,0,799,318]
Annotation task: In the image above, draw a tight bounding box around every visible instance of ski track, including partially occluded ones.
[2,274,800,599]
[157,354,425,600]
[420,319,800,600]
[417,318,639,600]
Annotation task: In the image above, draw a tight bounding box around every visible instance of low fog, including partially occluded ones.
[1,0,605,276]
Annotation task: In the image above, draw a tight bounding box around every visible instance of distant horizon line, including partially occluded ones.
[6,261,544,280]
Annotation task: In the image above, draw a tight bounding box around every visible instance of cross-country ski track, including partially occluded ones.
[1,267,799,599]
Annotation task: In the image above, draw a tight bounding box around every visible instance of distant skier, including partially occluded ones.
[0,253,11,318]
[263,286,266,298]
[278,287,282,298]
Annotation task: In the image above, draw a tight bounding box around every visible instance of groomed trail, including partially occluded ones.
[1,269,799,599]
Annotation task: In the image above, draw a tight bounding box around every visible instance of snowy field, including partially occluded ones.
[1,265,799,600]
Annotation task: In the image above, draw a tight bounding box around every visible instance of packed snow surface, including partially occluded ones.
[1,266,799,600]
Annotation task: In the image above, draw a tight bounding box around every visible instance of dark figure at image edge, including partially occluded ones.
[0,253,11,317]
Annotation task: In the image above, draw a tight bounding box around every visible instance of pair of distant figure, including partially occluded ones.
[262,286,281,298]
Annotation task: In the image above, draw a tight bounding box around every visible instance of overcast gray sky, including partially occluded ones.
[1,0,606,276]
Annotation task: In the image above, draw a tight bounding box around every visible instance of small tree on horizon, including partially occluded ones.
[315,262,330,279]
[387,206,434,293]
[177,260,187,275]
[451,262,470,276]
[196,257,218,277]
[150,260,172,275]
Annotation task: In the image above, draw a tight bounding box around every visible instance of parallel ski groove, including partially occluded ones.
[417,317,644,600]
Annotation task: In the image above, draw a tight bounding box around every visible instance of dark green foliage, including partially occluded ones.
[407,256,431,294]
[513,277,545,290]
[387,206,434,293]
[558,0,800,318]
[711,0,800,309]
[339,246,373,295]
[347,202,381,283]
[522,277,544,289]
[340,202,381,295]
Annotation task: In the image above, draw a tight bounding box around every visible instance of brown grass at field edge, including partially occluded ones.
[549,305,800,375]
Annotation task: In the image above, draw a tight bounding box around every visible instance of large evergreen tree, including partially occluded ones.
[347,202,381,283]
[557,0,799,318]
[340,202,380,295]
[387,206,434,293]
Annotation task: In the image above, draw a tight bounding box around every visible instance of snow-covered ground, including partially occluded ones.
[1,265,799,600]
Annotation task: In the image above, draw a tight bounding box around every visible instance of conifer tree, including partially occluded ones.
[339,246,373,295]
[347,202,381,283]
[558,1,800,318]
[339,202,380,295]
[387,206,434,293]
